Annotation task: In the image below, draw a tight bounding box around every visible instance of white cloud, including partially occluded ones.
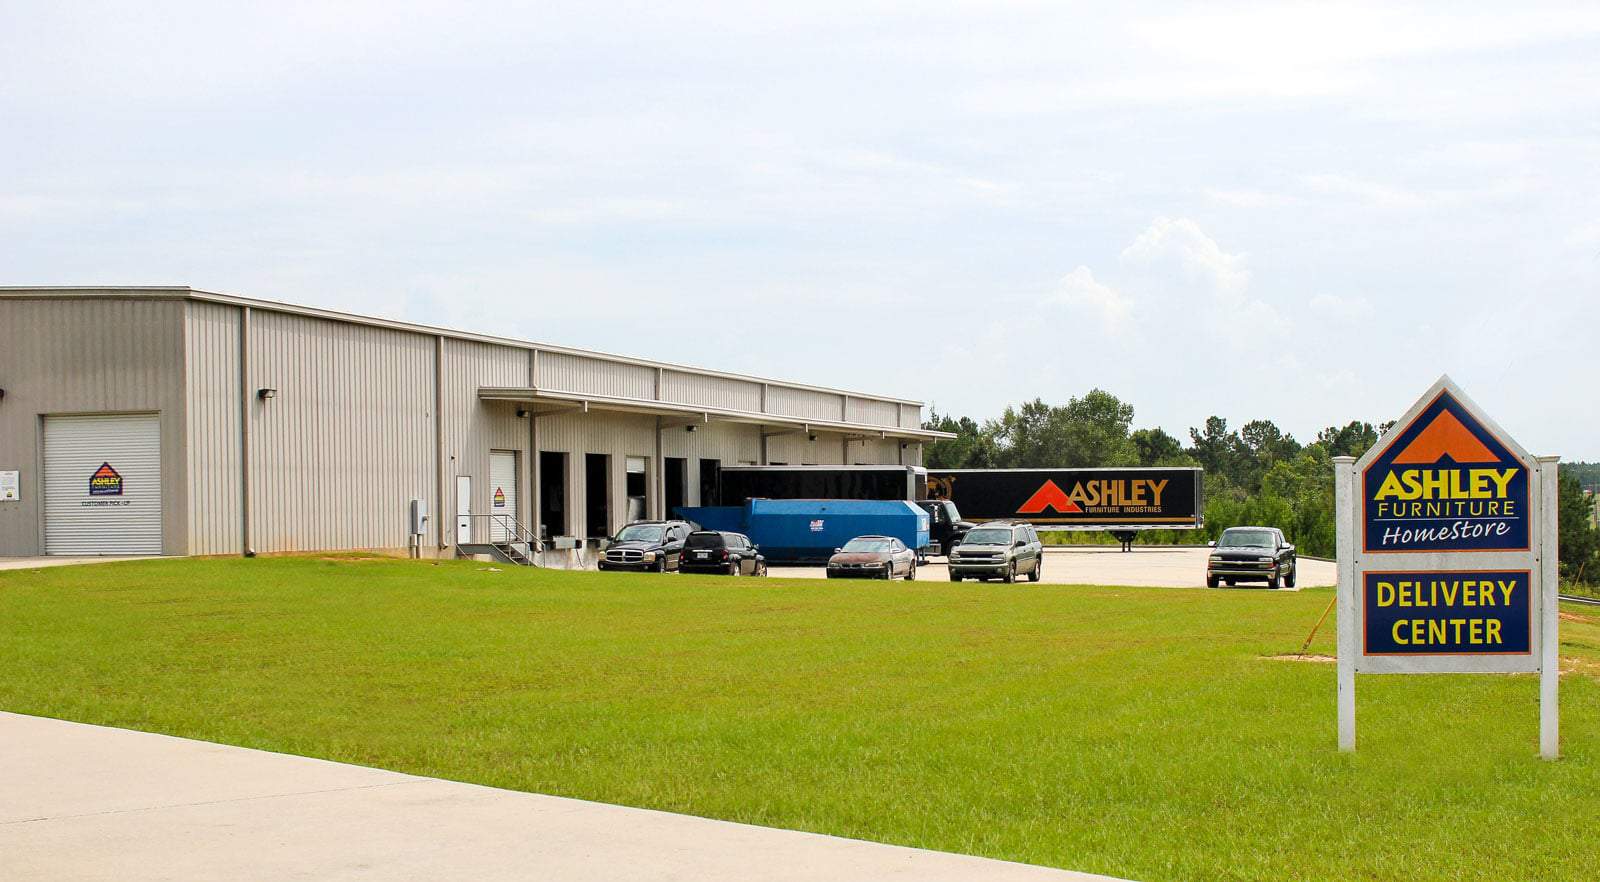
[1055,265,1132,334]
[1119,216,1253,301]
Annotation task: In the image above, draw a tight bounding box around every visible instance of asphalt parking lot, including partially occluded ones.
[774,546,1335,590]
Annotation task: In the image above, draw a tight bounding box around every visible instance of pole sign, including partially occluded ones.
[1334,375,1559,758]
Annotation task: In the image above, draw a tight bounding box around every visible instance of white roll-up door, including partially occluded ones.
[44,414,163,555]
[489,451,518,543]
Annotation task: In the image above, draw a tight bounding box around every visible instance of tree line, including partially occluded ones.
[923,389,1600,584]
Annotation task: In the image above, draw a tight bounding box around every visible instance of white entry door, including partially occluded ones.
[456,475,472,544]
[44,413,162,555]
[489,451,518,543]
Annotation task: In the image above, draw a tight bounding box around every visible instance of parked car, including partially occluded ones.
[916,499,975,557]
[678,530,768,576]
[598,520,696,572]
[825,535,917,580]
[948,520,1043,583]
[1206,526,1296,588]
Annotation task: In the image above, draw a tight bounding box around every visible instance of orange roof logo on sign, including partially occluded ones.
[1391,410,1497,465]
[88,462,124,496]
[1017,480,1084,515]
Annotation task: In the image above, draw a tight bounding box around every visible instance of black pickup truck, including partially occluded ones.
[1206,526,1297,589]
[916,498,975,557]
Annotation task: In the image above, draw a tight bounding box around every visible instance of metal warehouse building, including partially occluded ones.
[0,287,946,562]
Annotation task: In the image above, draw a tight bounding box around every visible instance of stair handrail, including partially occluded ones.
[461,513,545,555]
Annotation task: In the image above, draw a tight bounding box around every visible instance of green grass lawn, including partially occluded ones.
[3,557,1597,882]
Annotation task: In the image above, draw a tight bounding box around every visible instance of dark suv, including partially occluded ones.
[679,530,768,576]
[1207,526,1296,588]
[948,520,1044,583]
[598,520,695,572]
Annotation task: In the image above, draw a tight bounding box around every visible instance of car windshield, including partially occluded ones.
[685,532,724,549]
[615,525,664,543]
[842,538,892,553]
[943,502,962,521]
[1220,529,1275,549]
[963,528,1014,545]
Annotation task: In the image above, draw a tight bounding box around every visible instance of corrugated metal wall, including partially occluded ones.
[762,432,847,466]
[660,370,762,412]
[537,410,661,537]
[0,297,188,556]
[540,351,656,399]
[184,302,242,555]
[441,339,531,539]
[767,385,844,421]
[846,396,900,428]
[244,310,435,553]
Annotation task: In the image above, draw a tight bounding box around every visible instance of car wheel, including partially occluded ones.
[1003,562,1016,584]
[728,560,740,576]
[1225,579,1236,587]
[654,558,666,573]
[1266,574,1280,589]
[757,560,768,577]
[1285,563,1296,588]
[882,563,895,580]
[1028,559,1041,582]
[950,574,962,582]
[1206,576,1220,588]
[907,561,917,581]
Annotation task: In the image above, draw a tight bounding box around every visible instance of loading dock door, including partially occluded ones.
[43,413,162,555]
[489,451,518,543]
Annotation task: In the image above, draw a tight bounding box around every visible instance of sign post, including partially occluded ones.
[1334,375,1559,758]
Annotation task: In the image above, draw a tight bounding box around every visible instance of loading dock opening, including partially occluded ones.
[699,459,721,511]
[585,453,610,539]
[539,451,567,541]
[665,457,687,518]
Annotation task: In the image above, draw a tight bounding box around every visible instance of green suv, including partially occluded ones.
[948,521,1044,583]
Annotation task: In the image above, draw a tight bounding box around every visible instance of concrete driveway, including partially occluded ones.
[773,546,1335,590]
[1,712,1126,882]
[0,556,146,571]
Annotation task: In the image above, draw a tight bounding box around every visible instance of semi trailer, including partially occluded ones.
[926,467,1204,548]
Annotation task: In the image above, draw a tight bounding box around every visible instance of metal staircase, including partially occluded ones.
[456,513,542,566]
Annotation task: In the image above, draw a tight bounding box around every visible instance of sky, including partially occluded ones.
[3,1,1597,457]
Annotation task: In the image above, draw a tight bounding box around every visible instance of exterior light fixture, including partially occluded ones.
[257,388,277,400]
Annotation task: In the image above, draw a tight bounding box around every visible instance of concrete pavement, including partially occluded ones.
[0,556,146,571]
[775,546,1335,590]
[1,712,1127,882]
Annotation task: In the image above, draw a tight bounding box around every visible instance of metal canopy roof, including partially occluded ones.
[477,387,956,441]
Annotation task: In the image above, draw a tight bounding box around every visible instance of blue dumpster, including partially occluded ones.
[677,498,930,564]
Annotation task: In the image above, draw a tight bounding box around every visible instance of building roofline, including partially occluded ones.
[0,285,927,408]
